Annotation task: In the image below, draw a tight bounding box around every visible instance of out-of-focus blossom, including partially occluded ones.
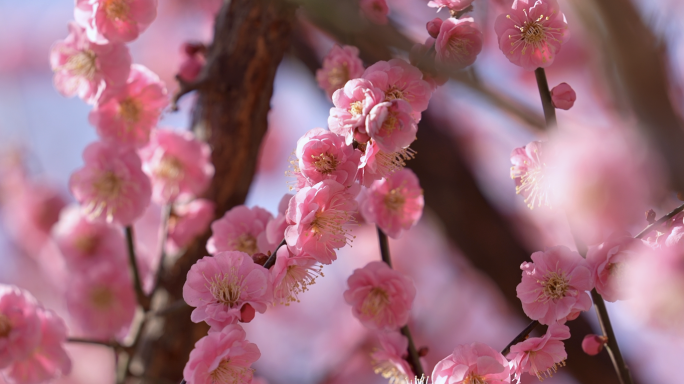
[357,141,416,187]
[517,246,593,325]
[435,17,483,70]
[642,211,684,249]
[183,324,260,384]
[139,129,214,204]
[183,252,272,329]
[586,232,647,302]
[66,262,136,340]
[178,42,206,83]
[409,38,448,90]
[361,169,424,238]
[360,0,390,25]
[3,309,71,384]
[371,331,413,384]
[550,82,576,110]
[252,377,269,384]
[89,65,168,148]
[270,247,323,306]
[285,180,357,265]
[510,140,552,209]
[426,18,443,38]
[581,334,607,356]
[366,100,417,153]
[167,199,215,253]
[362,59,432,120]
[0,286,41,369]
[428,0,475,12]
[328,79,385,145]
[265,194,292,246]
[494,0,569,71]
[75,0,158,44]
[343,261,416,330]
[69,141,152,225]
[508,323,570,383]
[52,205,126,270]
[50,22,131,104]
[432,342,510,384]
[206,205,273,256]
[316,45,365,99]
[293,128,361,189]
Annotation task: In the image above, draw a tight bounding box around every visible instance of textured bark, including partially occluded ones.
[139,0,296,381]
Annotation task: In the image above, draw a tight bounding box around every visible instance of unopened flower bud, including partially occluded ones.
[551,82,576,110]
[582,334,607,356]
[252,252,269,266]
[646,209,656,224]
[426,18,443,38]
[239,303,256,323]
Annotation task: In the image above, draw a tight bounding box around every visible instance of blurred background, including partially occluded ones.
[1,0,684,383]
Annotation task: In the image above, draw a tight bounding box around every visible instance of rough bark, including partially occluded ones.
[139,0,296,381]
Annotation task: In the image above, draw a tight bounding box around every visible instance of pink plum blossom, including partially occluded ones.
[66,261,136,340]
[285,180,358,265]
[586,232,647,302]
[508,323,570,383]
[270,246,323,306]
[362,59,432,119]
[52,204,127,270]
[432,342,510,384]
[75,0,158,44]
[265,194,292,246]
[3,309,71,384]
[0,286,41,369]
[366,100,417,153]
[183,252,272,329]
[139,129,214,204]
[50,22,131,104]
[69,141,152,225]
[316,45,365,99]
[343,261,416,330]
[642,211,684,248]
[581,334,607,356]
[293,128,361,189]
[428,0,475,12]
[89,65,168,148]
[510,140,552,209]
[494,0,569,71]
[435,17,483,70]
[183,324,260,384]
[167,199,215,253]
[426,18,443,38]
[357,140,416,187]
[360,0,390,25]
[550,82,576,110]
[361,168,424,238]
[517,246,593,325]
[371,331,413,384]
[328,79,385,145]
[206,205,274,256]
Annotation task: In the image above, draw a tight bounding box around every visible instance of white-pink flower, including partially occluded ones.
[428,0,474,12]
[360,0,390,25]
[75,0,158,44]
[270,246,323,306]
[206,205,274,256]
[517,246,593,325]
[508,323,570,383]
[357,140,416,187]
[362,59,432,120]
[494,0,569,71]
[361,168,424,238]
[343,261,416,330]
[0,286,41,369]
[435,17,483,70]
[69,141,152,225]
[50,22,131,104]
[139,128,214,204]
[586,232,647,302]
[183,324,260,384]
[510,140,552,209]
[432,342,510,384]
[89,65,168,148]
[550,82,576,110]
[328,79,385,145]
[285,180,358,265]
[371,331,413,383]
[167,199,215,253]
[366,100,417,155]
[294,128,361,189]
[183,252,272,329]
[316,45,365,99]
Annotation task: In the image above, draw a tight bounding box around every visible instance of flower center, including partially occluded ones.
[464,373,488,384]
[381,111,399,135]
[374,147,416,178]
[310,205,354,246]
[74,234,100,256]
[93,170,124,200]
[349,101,364,116]
[65,50,98,79]
[231,233,259,255]
[507,12,563,56]
[275,263,324,306]
[530,354,565,381]
[540,271,569,300]
[447,37,473,58]
[327,63,350,90]
[119,97,142,125]
[207,268,243,308]
[103,0,130,21]
[606,262,624,277]
[154,155,184,181]
[361,287,390,317]
[312,152,340,175]
[383,188,405,212]
[0,314,11,338]
[385,86,404,102]
[522,21,546,44]
[513,149,551,209]
[373,360,408,384]
[209,360,254,384]
[90,286,115,309]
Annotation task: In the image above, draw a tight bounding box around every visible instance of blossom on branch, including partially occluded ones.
[270,246,323,306]
[357,140,416,187]
[293,128,361,189]
[167,199,215,253]
[510,140,552,209]
[0,286,42,369]
[508,323,570,383]
[371,331,414,384]
[366,99,417,153]
[362,59,432,120]
[586,232,647,302]
[316,45,365,99]
[207,205,274,256]
[75,0,158,44]
[360,0,390,25]
[550,82,576,110]
[328,79,385,145]
[435,17,483,70]
[432,342,511,384]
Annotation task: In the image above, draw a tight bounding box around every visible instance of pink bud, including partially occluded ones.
[582,334,607,356]
[426,18,443,38]
[240,303,256,323]
[551,82,576,110]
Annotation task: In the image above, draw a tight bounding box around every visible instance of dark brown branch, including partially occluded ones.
[635,203,684,239]
[125,226,151,312]
[263,238,287,269]
[534,68,557,128]
[500,320,539,357]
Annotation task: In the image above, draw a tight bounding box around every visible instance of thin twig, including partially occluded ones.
[125,226,151,311]
[263,238,287,269]
[67,337,121,349]
[534,68,557,128]
[152,299,189,317]
[152,205,172,295]
[171,75,206,112]
[500,320,540,357]
[635,203,684,239]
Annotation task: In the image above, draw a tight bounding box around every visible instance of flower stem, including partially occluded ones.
[263,238,287,269]
[376,227,424,378]
[67,337,120,349]
[534,68,557,128]
[152,205,172,295]
[635,203,684,239]
[500,320,539,356]
[125,226,151,311]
